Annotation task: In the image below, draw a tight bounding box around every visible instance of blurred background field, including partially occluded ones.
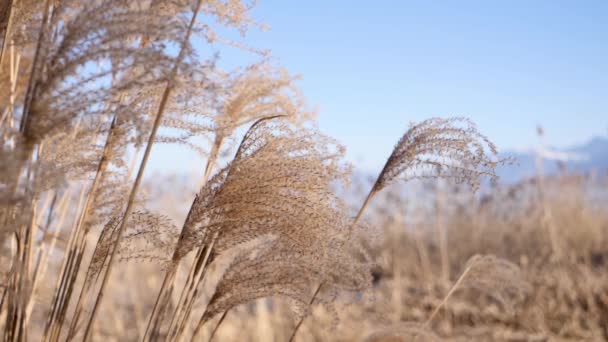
[139,155,608,341]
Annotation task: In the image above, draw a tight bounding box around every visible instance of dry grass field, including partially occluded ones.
[1,1,607,341]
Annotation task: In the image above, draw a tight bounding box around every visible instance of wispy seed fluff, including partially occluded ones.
[181,118,372,321]
[374,117,503,193]
[179,118,351,257]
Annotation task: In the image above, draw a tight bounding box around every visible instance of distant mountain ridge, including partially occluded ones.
[498,136,608,183]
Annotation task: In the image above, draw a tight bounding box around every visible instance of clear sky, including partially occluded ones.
[152,1,608,173]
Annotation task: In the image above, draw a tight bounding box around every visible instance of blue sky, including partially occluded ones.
[152,1,608,173]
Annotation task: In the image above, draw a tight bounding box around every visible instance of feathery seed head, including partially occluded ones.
[375,117,504,193]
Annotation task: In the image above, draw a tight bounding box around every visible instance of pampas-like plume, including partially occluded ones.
[373,117,501,194]
[164,118,372,339]
[142,61,314,339]
[78,0,208,338]
[179,119,350,257]
[454,254,531,310]
[214,63,310,135]
[200,246,314,323]
[425,254,532,326]
[21,0,188,146]
[198,230,372,326]
[86,210,179,284]
[288,117,506,341]
[162,61,311,179]
[35,0,261,339]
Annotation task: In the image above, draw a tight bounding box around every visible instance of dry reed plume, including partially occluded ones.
[2,1,599,342]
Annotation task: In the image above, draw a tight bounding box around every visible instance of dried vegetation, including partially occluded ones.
[1,1,606,342]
